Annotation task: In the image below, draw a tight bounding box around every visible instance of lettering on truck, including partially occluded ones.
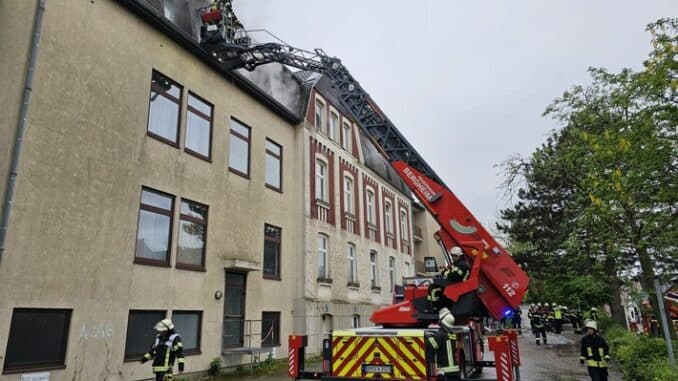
[403,167,435,201]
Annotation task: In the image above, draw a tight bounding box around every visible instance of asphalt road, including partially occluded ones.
[224,314,623,380]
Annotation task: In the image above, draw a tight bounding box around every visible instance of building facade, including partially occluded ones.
[0,0,435,379]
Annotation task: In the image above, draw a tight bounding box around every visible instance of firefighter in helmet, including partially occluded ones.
[427,247,469,312]
[580,320,611,381]
[140,319,185,381]
[426,308,460,379]
[532,307,547,345]
[590,307,599,321]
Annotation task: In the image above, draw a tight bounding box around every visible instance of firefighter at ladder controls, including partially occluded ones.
[140,319,185,381]
[580,320,611,381]
[427,247,470,312]
[426,308,460,379]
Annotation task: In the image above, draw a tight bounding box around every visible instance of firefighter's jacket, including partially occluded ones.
[443,259,470,283]
[531,313,544,328]
[143,333,185,373]
[554,307,563,320]
[580,333,610,368]
[426,329,459,373]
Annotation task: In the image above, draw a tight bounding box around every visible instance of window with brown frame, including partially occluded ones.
[261,311,281,347]
[147,70,182,146]
[124,310,166,361]
[185,92,213,160]
[135,188,174,266]
[3,309,72,374]
[177,199,208,271]
[229,118,251,177]
[263,224,281,279]
[265,139,282,191]
[172,311,202,355]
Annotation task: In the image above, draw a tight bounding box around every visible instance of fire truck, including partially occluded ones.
[198,3,528,380]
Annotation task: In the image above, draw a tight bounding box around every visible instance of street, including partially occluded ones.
[223,313,623,381]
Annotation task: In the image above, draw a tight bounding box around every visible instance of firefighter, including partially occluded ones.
[511,306,523,334]
[573,308,584,334]
[527,304,535,330]
[426,308,460,379]
[532,308,547,345]
[543,303,554,333]
[580,320,611,381]
[442,247,470,282]
[140,319,185,381]
[427,247,469,312]
[553,304,563,334]
[590,307,599,321]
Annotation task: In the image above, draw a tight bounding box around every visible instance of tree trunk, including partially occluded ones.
[603,256,626,326]
[636,246,677,339]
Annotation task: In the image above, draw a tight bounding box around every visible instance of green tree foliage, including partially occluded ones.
[499,18,677,336]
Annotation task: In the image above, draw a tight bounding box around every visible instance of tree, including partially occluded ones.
[499,18,677,336]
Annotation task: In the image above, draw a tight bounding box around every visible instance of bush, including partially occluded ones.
[208,357,223,377]
[603,322,678,381]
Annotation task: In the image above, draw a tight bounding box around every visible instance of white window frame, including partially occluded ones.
[384,200,393,234]
[389,256,396,290]
[329,111,339,141]
[366,188,376,225]
[317,234,329,279]
[404,262,411,277]
[342,121,351,150]
[370,250,378,288]
[315,98,326,134]
[400,209,409,241]
[344,175,354,214]
[347,243,357,283]
[315,158,328,202]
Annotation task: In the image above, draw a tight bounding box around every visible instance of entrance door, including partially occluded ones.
[223,272,246,349]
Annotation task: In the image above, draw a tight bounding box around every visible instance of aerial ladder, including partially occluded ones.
[198,3,528,380]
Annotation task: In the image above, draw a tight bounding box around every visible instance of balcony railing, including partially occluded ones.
[316,199,330,222]
[413,225,423,241]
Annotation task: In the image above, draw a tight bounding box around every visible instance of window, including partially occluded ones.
[315,100,326,133]
[400,210,409,241]
[185,92,213,160]
[352,314,361,329]
[177,199,208,270]
[389,256,396,290]
[3,309,72,373]
[229,118,251,177]
[329,112,338,141]
[135,188,174,265]
[263,224,281,279]
[404,262,411,277]
[223,272,246,349]
[317,234,329,279]
[370,251,378,289]
[147,70,182,145]
[265,139,282,191]
[315,159,327,202]
[344,176,354,214]
[172,311,202,355]
[342,122,351,150]
[261,312,281,347]
[384,200,393,234]
[366,189,376,225]
[125,310,166,360]
[347,243,357,284]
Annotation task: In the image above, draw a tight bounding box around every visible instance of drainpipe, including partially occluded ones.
[0,0,47,266]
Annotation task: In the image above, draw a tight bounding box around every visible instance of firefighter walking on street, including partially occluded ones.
[554,304,563,334]
[580,320,611,381]
[532,308,547,345]
[141,319,185,381]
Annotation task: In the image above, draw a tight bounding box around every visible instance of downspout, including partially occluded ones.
[0,0,47,266]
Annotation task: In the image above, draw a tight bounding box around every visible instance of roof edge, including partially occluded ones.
[115,0,302,124]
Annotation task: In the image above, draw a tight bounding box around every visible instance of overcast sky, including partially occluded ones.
[236,0,676,230]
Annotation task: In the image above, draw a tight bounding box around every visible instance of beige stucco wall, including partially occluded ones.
[0,1,299,380]
[413,207,446,273]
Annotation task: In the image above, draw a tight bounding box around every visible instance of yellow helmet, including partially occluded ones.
[154,318,174,332]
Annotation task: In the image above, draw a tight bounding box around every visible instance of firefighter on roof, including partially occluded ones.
[140,319,185,381]
[580,320,611,381]
[426,308,460,379]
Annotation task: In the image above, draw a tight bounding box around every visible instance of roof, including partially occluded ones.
[116,0,302,124]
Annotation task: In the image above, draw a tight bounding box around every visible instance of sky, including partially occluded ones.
[235,0,676,231]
